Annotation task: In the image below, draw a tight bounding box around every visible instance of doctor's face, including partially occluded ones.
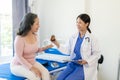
[76,18,88,32]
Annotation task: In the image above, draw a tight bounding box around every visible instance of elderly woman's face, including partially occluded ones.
[76,18,88,32]
[31,17,40,33]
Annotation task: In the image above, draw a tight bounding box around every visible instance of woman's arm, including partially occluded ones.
[41,44,53,51]
[38,44,53,52]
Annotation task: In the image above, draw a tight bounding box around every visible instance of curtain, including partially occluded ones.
[12,0,29,55]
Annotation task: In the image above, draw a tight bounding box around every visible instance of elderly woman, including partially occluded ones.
[10,13,52,80]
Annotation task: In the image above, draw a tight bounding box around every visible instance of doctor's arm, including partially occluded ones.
[50,35,70,55]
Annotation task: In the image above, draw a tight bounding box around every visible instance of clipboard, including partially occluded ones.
[63,59,82,62]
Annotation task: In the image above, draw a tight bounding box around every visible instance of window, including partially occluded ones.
[0,0,13,56]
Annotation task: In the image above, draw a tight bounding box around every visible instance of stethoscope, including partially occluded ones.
[85,37,90,42]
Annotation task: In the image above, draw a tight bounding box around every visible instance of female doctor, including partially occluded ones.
[51,13,100,80]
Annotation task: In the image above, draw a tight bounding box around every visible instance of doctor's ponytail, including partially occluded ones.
[87,27,91,33]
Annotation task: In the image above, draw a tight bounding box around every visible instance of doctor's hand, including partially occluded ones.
[50,35,60,48]
[50,35,56,42]
[78,60,88,65]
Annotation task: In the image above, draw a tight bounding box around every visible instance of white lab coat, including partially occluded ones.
[59,31,100,80]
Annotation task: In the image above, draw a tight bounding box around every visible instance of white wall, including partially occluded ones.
[86,0,120,80]
[29,0,44,44]
[30,0,120,80]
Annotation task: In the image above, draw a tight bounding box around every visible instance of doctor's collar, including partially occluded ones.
[79,32,85,39]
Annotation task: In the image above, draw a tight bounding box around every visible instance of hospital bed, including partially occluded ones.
[0,48,69,80]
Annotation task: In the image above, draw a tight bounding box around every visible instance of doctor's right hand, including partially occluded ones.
[50,35,60,48]
[78,59,88,65]
[50,35,56,42]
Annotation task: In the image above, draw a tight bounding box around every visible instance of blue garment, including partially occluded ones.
[57,34,84,80]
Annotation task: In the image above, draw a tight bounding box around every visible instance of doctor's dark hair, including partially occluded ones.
[77,13,91,33]
[17,13,38,36]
